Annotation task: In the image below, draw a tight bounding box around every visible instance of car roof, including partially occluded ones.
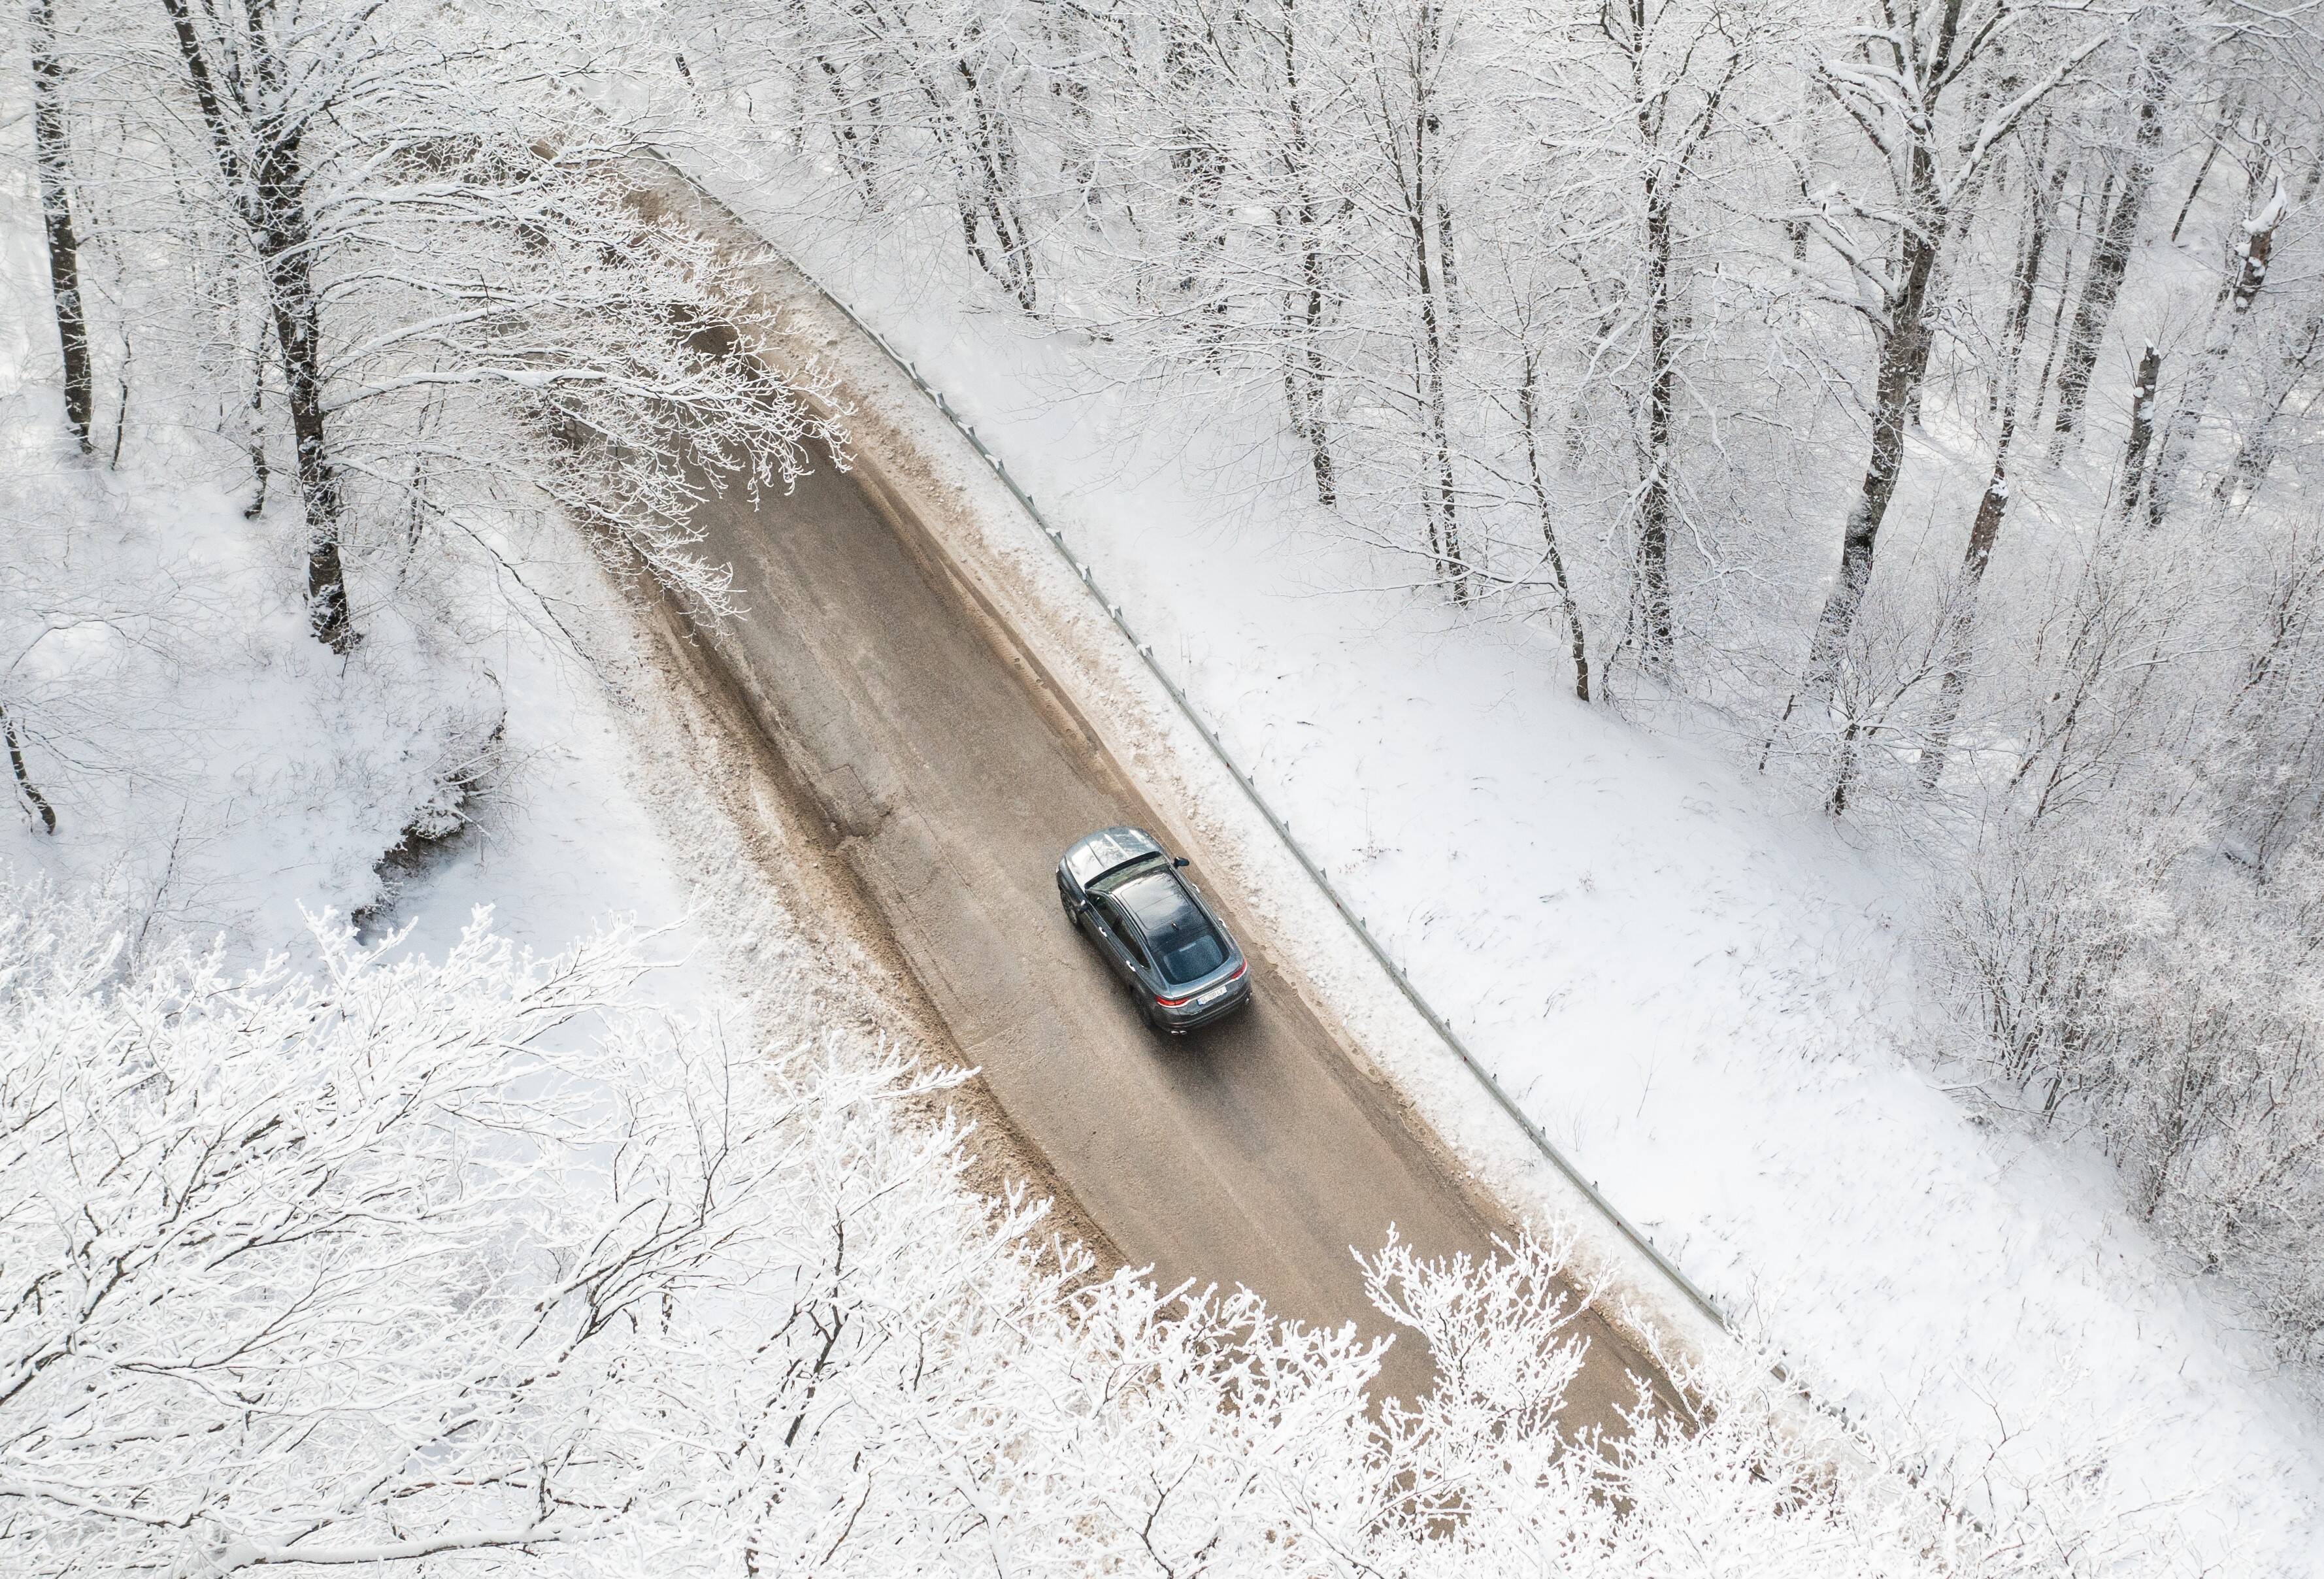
[1110,870,1206,936]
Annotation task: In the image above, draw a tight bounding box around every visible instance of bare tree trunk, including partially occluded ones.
[1518,348,1590,702]
[2169,97,2236,244]
[2116,340,2161,517]
[2049,39,2176,452]
[2217,152,2324,504]
[2144,178,2284,527]
[815,54,876,206]
[1993,135,2067,409]
[1280,3,1335,506]
[29,0,92,452]
[244,313,271,518]
[1636,169,1676,671]
[2221,310,2321,501]
[960,60,1037,314]
[161,0,354,650]
[273,260,354,649]
[1044,8,1097,222]
[1414,226,1464,601]
[252,120,354,649]
[2,703,56,835]
[1407,0,1465,603]
[1298,226,1335,505]
[1433,163,1461,365]
[1922,135,2063,786]
[107,325,129,469]
[1804,212,1940,699]
[2025,154,2097,436]
[1904,177,1987,429]
[1604,0,1742,673]
[934,46,1037,316]
[1810,132,1951,816]
[1161,20,1225,344]
[906,32,1036,317]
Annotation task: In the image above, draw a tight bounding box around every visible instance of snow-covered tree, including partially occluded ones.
[1777,0,2123,806]
[0,879,2178,1575]
[41,0,837,649]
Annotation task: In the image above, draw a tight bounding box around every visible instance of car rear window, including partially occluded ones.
[1151,917,1227,984]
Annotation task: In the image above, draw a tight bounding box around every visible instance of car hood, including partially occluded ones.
[1062,825,1164,888]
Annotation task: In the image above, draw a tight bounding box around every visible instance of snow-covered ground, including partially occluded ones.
[695,176,2324,1570]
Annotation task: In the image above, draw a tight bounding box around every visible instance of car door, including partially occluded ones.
[1087,895,1146,986]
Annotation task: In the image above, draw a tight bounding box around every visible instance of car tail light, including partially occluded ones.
[1155,962,1243,1009]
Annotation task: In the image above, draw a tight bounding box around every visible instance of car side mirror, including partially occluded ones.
[1172,856,1190,869]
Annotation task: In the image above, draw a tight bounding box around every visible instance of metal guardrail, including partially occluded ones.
[762,246,1727,1334]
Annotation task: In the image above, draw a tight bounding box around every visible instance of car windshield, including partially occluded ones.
[1088,851,1168,893]
[1112,873,1228,984]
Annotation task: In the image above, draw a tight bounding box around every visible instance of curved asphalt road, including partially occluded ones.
[681,430,1657,1418]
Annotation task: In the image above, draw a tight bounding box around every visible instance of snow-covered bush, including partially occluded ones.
[1906,512,2324,1355]
[1939,797,2324,1359]
[0,878,2177,1576]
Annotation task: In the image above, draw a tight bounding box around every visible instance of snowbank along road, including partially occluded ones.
[663,394,1667,1420]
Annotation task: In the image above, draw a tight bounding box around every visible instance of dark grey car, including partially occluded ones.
[1057,826,1252,1033]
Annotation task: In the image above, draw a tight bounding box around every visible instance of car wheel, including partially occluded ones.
[1059,886,1079,929]
[1139,996,1167,1034]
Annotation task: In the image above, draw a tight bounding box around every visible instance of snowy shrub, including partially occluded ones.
[1940,801,2324,1359]
[0,878,2178,1576]
[1906,518,2324,1356]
